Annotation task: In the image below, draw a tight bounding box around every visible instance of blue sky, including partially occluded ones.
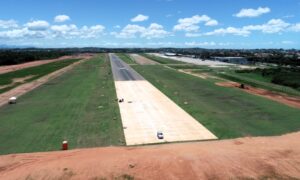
[0,0,300,48]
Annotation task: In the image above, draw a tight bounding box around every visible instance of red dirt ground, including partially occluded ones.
[130,54,158,65]
[0,55,77,74]
[216,81,300,109]
[0,132,299,180]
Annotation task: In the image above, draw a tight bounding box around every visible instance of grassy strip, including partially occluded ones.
[216,72,300,96]
[0,54,124,155]
[0,59,80,94]
[174,64,300,96]
[168,64,209,69]
[140,54,186,64]
[115,53,136,64]
[230,71,272,83]
[132,65,300,139]
[168,65,215,73]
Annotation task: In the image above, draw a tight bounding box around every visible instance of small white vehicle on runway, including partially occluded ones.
[157,131,164,139]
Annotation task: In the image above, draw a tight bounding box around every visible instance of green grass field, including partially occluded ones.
[168,64,210,69]
[215,72,300,96]
[0,59,80,94]
[230,71,272,83]
[141,54,186,64]
[168,63,300,96]
[116,53,136,64]
[0,54,124,155]
[132,65,300,139]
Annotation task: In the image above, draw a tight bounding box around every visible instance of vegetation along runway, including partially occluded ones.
[110,53,217,145]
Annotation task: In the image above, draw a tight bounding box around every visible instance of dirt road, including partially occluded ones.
[0,56,78,74]
[130,54,158,65]
[0,55,93,108]
[0,132,299,180]
[216,81,300,109]
[110,54,217,145]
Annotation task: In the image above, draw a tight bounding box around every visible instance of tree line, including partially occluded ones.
[0,50,71,66]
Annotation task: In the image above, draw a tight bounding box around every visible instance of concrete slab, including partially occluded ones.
[110,53,217,145]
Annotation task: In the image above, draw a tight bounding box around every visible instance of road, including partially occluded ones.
[130,54,158,65]
[0,58,90,108]
[109,53,217,145]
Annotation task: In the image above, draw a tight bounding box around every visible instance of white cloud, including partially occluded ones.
[204,27,251,36]
[281,41,294,44]
[146,42,178,47]
[51,24,105,39]
[0,28,48,39]
[102,41,180,48]
[235,7,271,18]
[185,33,201,37]
[113,23,169,39]
[243,19,290,33]
[0,20,18,29]
[185,41,233,47]
[173,15,218,33]
[204,19,293,36]
[205,20,218,26]
[51,24,78,38]
[174,23,199,32]
[0,19,104,40]
[80,25,105,38]
[0,28,28,39]
[112,24,145,38]
[54,15,71,23]
[103,42,142,47]
[289,23,300,32]
[185,41,216,46]
[131,14,149,22]
[123,42,141,47]
[25,20,49,31]
[51,24,77,32]
[283,15,295,19]
[103,42,120,47]
[178,15,210,24]
[141,23,169,39]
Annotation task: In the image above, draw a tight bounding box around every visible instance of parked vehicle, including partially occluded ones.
[157,131,164,139]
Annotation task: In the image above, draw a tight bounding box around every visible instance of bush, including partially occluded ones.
[235,67,300,90]
[272,72,300,89]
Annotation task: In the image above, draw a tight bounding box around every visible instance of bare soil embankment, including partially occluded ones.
[0,132,299,180]
[216,81,300,109]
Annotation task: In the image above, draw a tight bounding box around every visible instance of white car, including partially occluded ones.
[157,131,164,139]
[8,97,17,104]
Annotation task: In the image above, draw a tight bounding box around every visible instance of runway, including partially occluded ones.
[109,53,217,145]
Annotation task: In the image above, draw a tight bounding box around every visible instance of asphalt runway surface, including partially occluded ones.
[110,54,143,81]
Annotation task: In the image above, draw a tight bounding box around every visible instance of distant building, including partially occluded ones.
[211,57,249,65]
[164,52,177,56]
[254,53,271,58]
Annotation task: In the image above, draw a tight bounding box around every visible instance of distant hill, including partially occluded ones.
[0,44,35,49]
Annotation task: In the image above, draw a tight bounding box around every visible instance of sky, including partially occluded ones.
[0,0,300,49]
